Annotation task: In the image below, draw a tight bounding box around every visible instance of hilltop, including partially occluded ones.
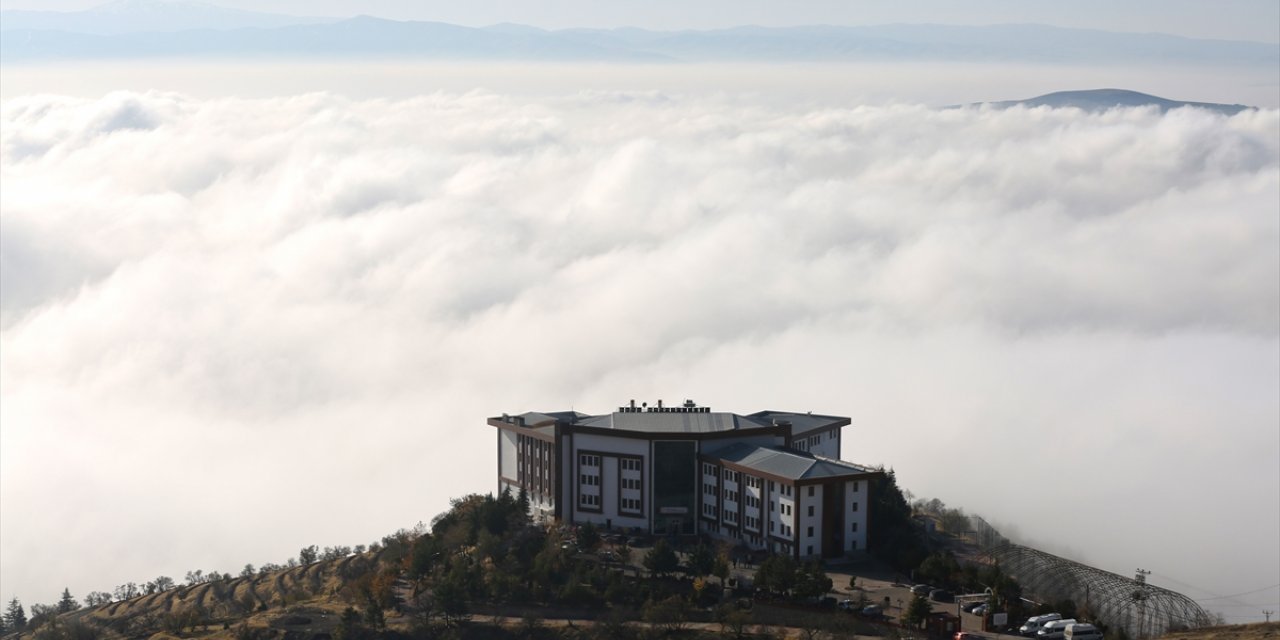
[974,88,1254,114]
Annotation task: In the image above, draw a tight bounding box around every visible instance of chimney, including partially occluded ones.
[657,399,664,410]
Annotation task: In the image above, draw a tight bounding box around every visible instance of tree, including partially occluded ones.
[717,605,752,639]
[84,592,113,607]
[868,469,927,570]
[754,554,799,596]
[114,583,139,601]
[57,588,80,613]
[4,598,26,631]
[240,564,256,578]
[576,521,601,552]
[687,544,715,578]
[903,594,932,627]
[298,545,319,565]
[642,595,688,634]
[713,552,731,587]
[794,561,833,600]
[643,539,679,578]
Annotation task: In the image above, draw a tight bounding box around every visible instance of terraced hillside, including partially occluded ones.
[9,549,401,640]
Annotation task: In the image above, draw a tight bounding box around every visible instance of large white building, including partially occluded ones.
[489,399,882,560]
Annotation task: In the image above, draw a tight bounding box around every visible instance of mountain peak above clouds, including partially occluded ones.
[976,88,1254,114]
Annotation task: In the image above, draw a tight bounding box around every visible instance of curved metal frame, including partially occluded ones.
[982,541,1213,638]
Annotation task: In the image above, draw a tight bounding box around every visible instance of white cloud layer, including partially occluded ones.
[2,89,1277,621]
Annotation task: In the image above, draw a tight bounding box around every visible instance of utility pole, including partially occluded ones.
[1135,569,1151,639]
[1264,610,1274,623]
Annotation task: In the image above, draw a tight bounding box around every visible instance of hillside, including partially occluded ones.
[1160,622,1280,639]
[13,549,398,640]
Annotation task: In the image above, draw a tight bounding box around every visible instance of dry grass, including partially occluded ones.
[1161,622,1280,639]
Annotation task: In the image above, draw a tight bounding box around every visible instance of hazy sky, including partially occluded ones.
[1,0,1278,43]
[1,0,1279,630]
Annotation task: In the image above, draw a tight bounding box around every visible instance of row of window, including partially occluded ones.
[622,477,641,491]
[579,454,600,467]
[621,497,641,512]
[725,510,739,524]
[620,458,641,472]
[580,494,599,507]
[722,468,741,483]
[744,494,761,509]
[744,515,760,530]
[580,474,600,486]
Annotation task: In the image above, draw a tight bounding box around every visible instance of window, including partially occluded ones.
[851,522,858,533]
[622,497,641,512]
[851,540,858,550]
[852,481,859,491]
[808,505,814,517]
[807,545,813,555]
[769,501,775,512]
[807,486,814,497]
[852,502,859,512]
[579,454,599,467]
[580,493,599,507]
[770,521,776,532]
[807,526,814,537]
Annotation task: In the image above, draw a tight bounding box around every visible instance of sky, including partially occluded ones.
[1,0,1278,43]
[1,0,1279,630]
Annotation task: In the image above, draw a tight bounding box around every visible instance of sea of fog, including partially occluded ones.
[2,60,1278,624]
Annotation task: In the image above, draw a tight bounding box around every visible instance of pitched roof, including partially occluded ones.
[748,410,850,435]
[705,442,876,481]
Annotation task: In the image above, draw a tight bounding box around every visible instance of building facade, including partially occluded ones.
[489,399,882,560]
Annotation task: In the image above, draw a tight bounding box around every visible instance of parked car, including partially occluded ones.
[1036,619,1078,640]
[930,589,954,602]
[1063,623,1102,640]
[911,584,933,595]
[972,604,989,616]
[861,604,884,618]
[598,550,620,562]
[962,601,986,613]
[838,599,857,612]
[1020,614,1063,637]
[954,633,987,640]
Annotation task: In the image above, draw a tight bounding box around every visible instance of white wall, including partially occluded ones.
[799,484,824,558]
[844,478,868,553]
[498,429,518,480]
[569,432,650,530]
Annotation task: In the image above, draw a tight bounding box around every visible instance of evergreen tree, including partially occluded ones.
[57,588,79,613]
[687,544,715,577]
[3,598,25,631]
[868,469,927,570]
[642,539,679,578]
[903,594,932,627]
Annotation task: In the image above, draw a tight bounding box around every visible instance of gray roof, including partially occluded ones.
[577,411,771,434]
[749,410,849,435]
[707,442,876,481]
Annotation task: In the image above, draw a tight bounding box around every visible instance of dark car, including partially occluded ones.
[962,601,985,612]
[930,589,954,602]
[911,584,932,596]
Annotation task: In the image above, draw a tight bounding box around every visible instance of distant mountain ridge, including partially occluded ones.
[1,5,1277,66]
[974,89,1254,115]
[0,0,336,35]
